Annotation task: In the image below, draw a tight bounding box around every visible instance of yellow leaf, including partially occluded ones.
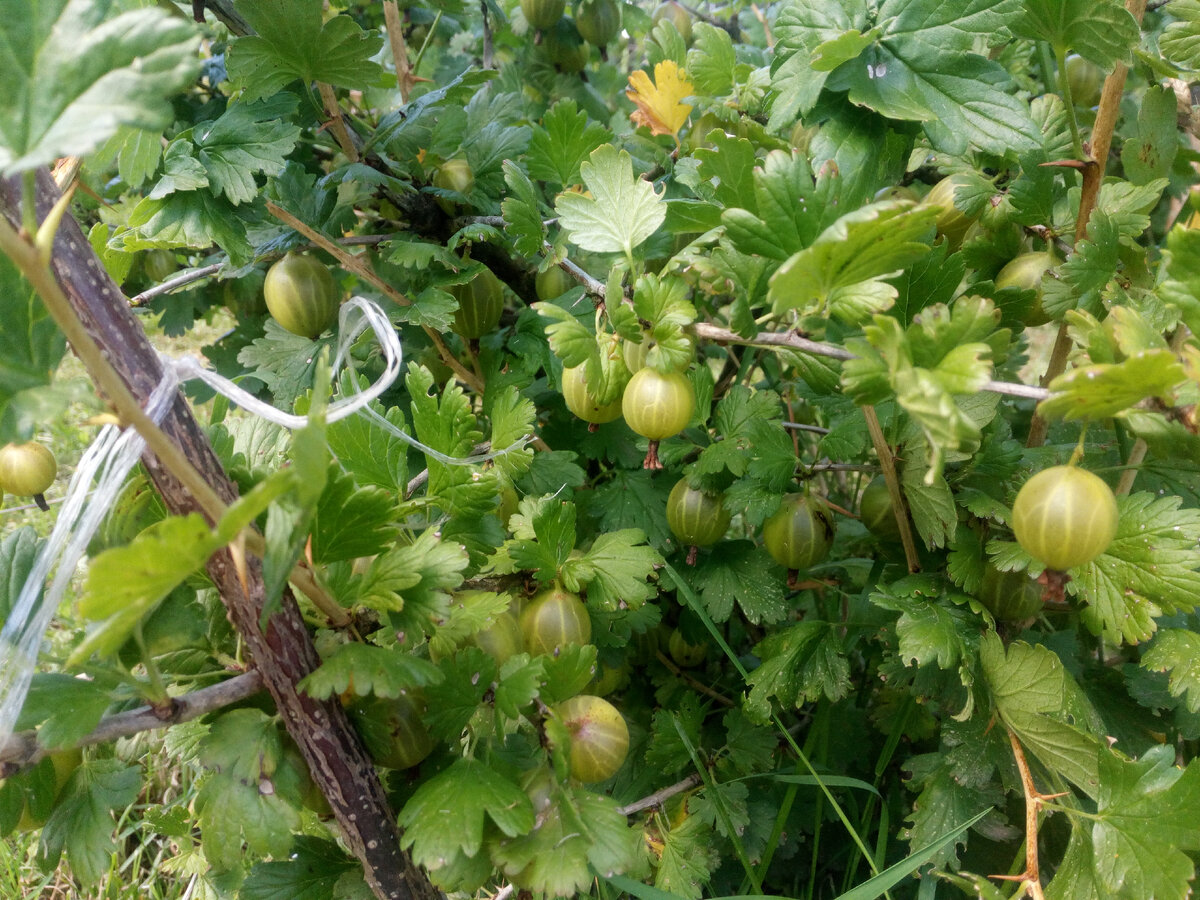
[626,60,694,139]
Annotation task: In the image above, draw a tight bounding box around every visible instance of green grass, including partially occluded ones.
[1,308,236,900]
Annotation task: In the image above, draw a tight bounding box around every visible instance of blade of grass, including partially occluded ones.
[663,562,882,879]
[832,808,991,900]
[671,714,763,895]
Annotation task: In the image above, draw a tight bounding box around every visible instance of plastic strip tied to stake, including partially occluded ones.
[0,297,531,744]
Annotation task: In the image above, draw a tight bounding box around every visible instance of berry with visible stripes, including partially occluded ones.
[666,478,730,562]
[1012,465,1117,571]
[264,253,339,339]
[562,364,623,424]
[520,587,592,656]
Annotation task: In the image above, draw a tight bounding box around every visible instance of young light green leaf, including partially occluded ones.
[0,2,200,174]
[768,202,935,323]
[687,23,738,94]
[501,161,547,257]
[563,528,660,610]
[226,0,383,102]
[72,514,221,662]
[356,529,469,631]
[310,468,397,564]
[556,144,666,258]
[1038,351,1185,422]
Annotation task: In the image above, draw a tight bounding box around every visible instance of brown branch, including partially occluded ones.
[266,201,485,395]
[317,83,360,162]
[1,171,440,900]
[861,406,920,573]
[655,650,735,707]
[1027,0,1148,448]
[617,773,703,816]
[995,728,1049,900]
[0,671,264,773]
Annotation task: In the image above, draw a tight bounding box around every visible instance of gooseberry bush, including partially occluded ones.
[3,1,1200,899]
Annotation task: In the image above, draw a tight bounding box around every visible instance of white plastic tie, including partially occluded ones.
[0,296,530,744]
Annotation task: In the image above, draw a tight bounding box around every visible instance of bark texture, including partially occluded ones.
[0,171,441,900]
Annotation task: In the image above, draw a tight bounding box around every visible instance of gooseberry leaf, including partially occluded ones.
[684,540,790,625]
[1142,630,1200,714]
[310,468,397,564]
[1120,85,1178,186]
[39,760,142,886]
[297,643,443,700]
[562,528,660,610]
[535,302,596,369]
[225,0,383,103]
[527,100,610,187]
[398,759,534,866]
[1038,351,1186,422]
[904,756,1004,869]
[694,131,756,211]
[1011,0,1140,65]
[744,622,851,721]
[768,202,935,323]
[72,514,221,662]
[1070,493,1200,645]
[722,150,828,261]
[241,837,361,900]
[508,498,577,582]
[326,400,409,493]
[181,95,302,206]
[0,0,200,174]
[687,23,738,95]
[1050,746,1200,899]
[1162,0,1200,70]
[555,144,666,258]
[0,252,70,441]
[195,710,301,871]
[501,161,547,257]
[356,530,469,633]
[981,634,1104,797]
[654,811,719,899]
[488,386,536,479]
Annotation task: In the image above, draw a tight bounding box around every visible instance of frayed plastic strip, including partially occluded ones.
[0,296,530,743]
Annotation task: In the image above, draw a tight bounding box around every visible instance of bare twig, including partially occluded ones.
[690,323,1051,402]
[128,236,393,307]
[317,83,359,162]
[993,728,1051,900]
[1027,0,1148,448]
[0,671,264,773]
[618,773,703,816]
[862,406,920,573]
[655,650,735,707]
